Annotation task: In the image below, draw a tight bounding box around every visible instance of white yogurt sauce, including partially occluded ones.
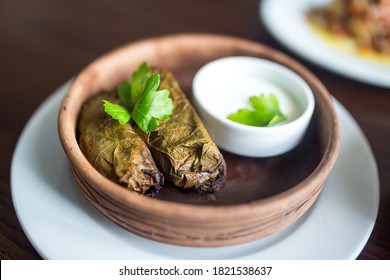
[201,76,301,125]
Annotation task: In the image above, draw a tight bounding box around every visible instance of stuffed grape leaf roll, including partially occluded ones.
[78,91,164,196]
[138,69,226,193]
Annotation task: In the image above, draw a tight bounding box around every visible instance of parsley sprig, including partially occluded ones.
[103,62,174,133]
[227,93,286,127]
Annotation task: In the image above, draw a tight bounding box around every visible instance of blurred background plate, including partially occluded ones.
[260,0,390,88]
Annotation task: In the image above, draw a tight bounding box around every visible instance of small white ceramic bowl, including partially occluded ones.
[192,56,315,157]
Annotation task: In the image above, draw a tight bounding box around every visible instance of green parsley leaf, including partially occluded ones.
[132,74,174,132]
[130,62,151,108]
[103,62,173,131]
[117,80,131,108]
[249,94,284,116]
[103,100,131,125]
[227,109,267,126]
[227,93,286,127]
[116,62,152,111]
[268,114,286,126]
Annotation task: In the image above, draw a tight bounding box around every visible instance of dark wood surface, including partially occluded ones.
[1,0,389,259]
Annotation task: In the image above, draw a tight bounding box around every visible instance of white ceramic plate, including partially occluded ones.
[260,0,390,88]
[11,82,379,260]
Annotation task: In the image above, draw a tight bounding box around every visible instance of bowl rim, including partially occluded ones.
[58,33,340,221]
[192,55,315,132]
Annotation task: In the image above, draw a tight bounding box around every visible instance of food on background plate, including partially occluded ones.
[306,0,390,55]
[78,63,226,196]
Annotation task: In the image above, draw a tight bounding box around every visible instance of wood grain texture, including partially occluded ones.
[1,0,389,259]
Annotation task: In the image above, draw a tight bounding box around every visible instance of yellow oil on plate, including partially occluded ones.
[308,22,390,65]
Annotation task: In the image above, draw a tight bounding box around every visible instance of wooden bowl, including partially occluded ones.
[58,34,340,247]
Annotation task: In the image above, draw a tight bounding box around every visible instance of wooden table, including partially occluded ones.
[1,0,389,259]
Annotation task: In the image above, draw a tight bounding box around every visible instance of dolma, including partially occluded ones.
[78,92,163,196]
[138,69,226,193]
